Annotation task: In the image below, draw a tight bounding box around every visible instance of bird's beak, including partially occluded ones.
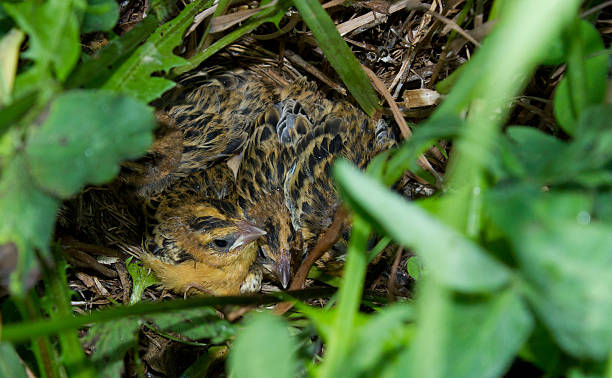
[276,250,291,289]
[231,221,266,251]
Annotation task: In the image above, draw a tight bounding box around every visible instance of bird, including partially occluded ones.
[141,194,266,296]
[119,68,279,199]
[235,100,311,287]
[65,68,394,295]
[283,102,394,274]
[233,76,395,287]
[111,69,285,296]
[132,71,324,289]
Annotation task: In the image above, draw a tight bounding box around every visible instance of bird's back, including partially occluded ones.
[284,97,394,242]
[121,69,280,198]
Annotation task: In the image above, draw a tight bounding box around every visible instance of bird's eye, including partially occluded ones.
[208,235,237,252]
[213,239,228,248]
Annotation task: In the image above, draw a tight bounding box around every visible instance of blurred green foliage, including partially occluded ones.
[1,0,611,376]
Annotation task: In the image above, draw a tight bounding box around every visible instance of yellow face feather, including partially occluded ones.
[142,198,265,295]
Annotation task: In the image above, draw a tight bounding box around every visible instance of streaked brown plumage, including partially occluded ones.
[139,161,268,296]
[235,102,311,286]
[65,68,393,295]
[119,70,283,295]
[120,69,278,198]
[229,73,394,285]
[284,102,393,274]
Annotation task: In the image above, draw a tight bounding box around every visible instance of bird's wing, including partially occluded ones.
[284,108,394,244]
[172,70,279,175]
[120,70,279,197]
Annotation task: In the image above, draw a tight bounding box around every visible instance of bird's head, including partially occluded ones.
[256,217,298,289]
[143,198,266,295]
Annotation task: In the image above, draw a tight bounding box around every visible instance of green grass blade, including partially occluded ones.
[291,0,379,115]
[334,160,511,293]
[42,252,96,378]
[317,216,371,378]
[101,0,211,102]
[172,2,288,78]
[0,289,333,344]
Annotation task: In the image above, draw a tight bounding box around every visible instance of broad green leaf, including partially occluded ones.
[503,126,566,181]
[84,317,141,377]
[82,0,119,32]
[25,90,155,198]
[442,290,532,378]
[561,105,612,179]
[11,63,53,101]
[334,160,511,293]
[394,289,533,378]
[101,0,209,102]
[0,155,59,296]
[146,308,235,344]
[497,106,612,187]
[67,15,158,89]
[0,29,24,105]
[520,321,568,375]
[406,255,424,280]
[291,0,379,115]
[126,257,158,304]
[346,303,415,376]
[0,90,37,136]
[4,0,81,81]
[568,367,607,378]
[517,221,612,360]
[553,20,607,134]
[594,191,612,223]
[0,343,28,378]
[486,185,594,235]
[229,312,297,378]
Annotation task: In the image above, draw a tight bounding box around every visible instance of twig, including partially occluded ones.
[208,0,279,33]
[387,246,403,302]
[581,0,612,17]
[390,0,437,97]
[422,5,480,46]
[322,0,346,9]
[273,208,349,315]
[61,237,124,258]
[284,50,347,96]
[225,305,255,322]
[252,14,300,40]
[361,64,444,185]
[336,0,422,36]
